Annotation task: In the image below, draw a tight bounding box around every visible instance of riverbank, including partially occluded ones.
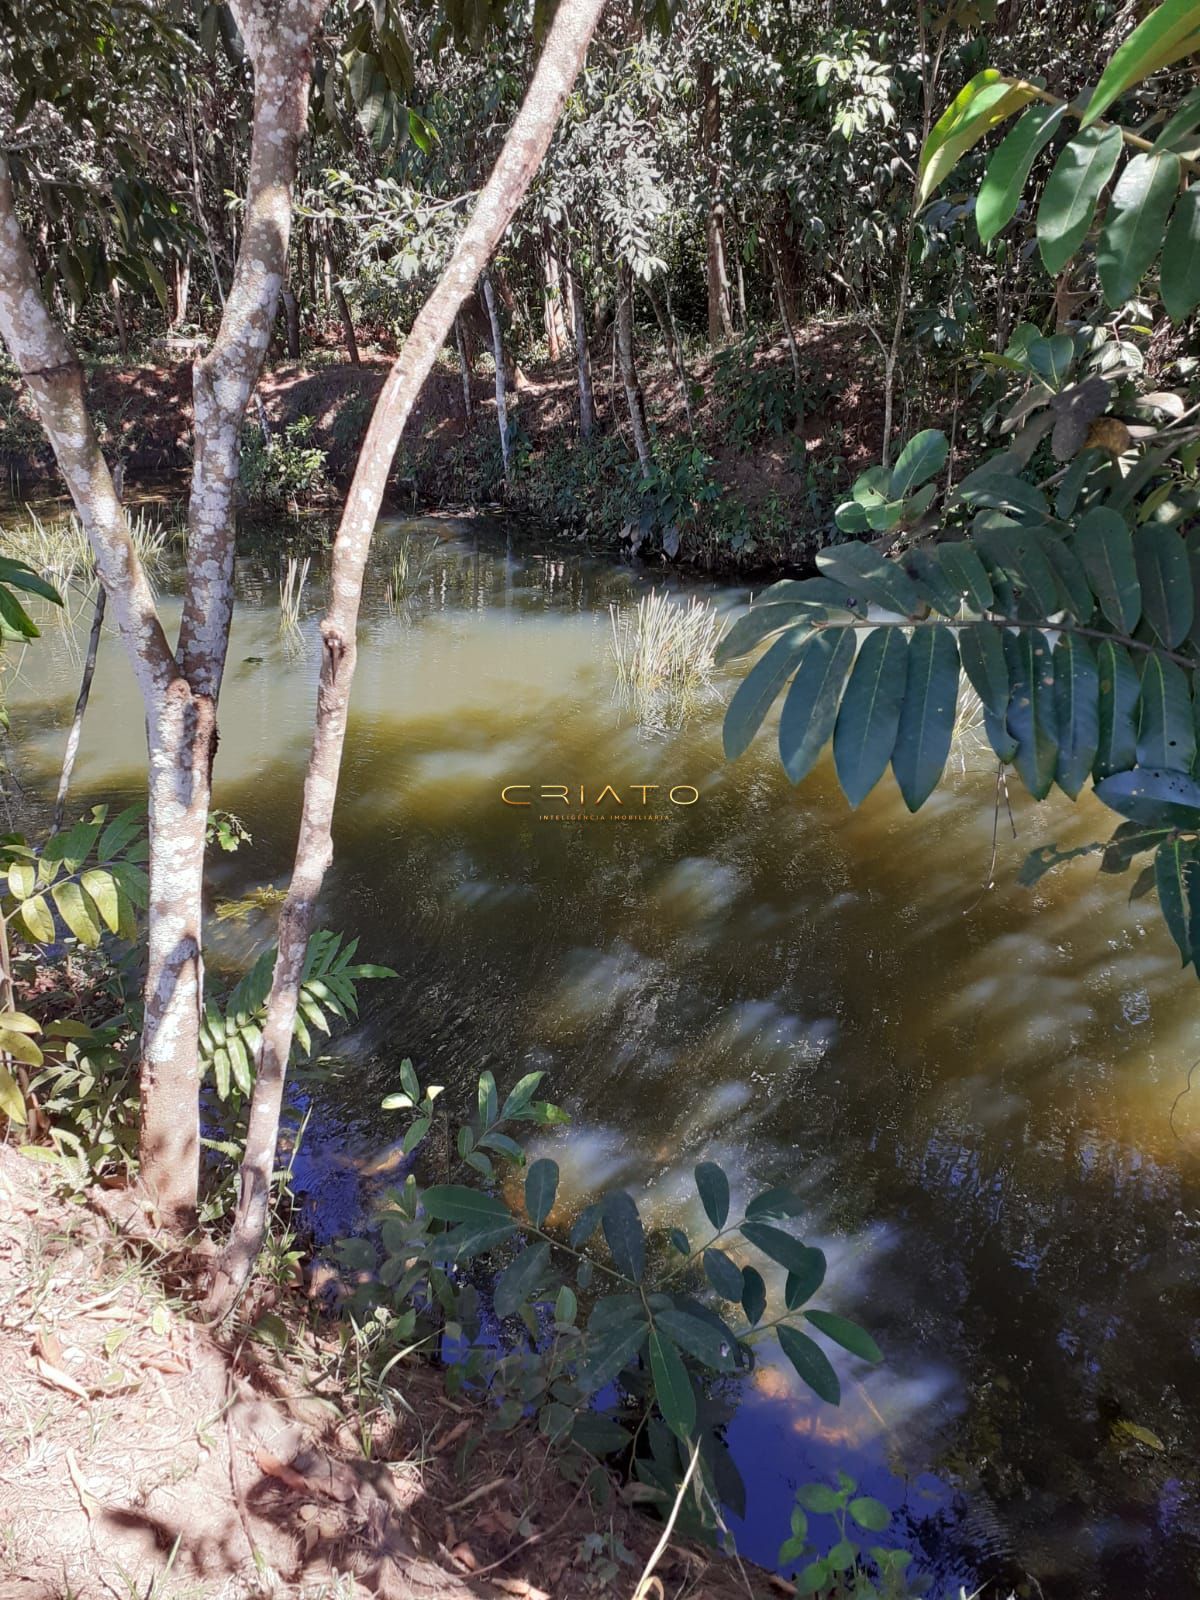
[0,1142,760,1600]
[0,322,892,571]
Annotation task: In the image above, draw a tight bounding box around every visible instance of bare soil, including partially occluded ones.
[0,1146,771,1600]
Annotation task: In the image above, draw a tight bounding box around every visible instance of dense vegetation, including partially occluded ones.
[2,0,1200,1594]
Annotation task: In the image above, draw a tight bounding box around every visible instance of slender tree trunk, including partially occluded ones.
[206,0,607,1317]
[646,280,694,434]
[767,234,802,391]
[542,221,567,361]
[173,253,192,328]
[454,314,473,420]
[110,277,129,359]
[481,268,510,485]
[54,586,106,833]
[282,285,301,360]
[323,241,360,365]
[698,60,733,345]
[616,261,652,476]
[566,246,595,441]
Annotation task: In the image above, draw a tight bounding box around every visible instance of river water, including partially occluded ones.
[8,513,1200,1598]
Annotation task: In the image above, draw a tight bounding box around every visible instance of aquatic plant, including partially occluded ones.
[278,553,311,644]
[383,530,438,610]
[610,587,724,730]
[0,505,171,596]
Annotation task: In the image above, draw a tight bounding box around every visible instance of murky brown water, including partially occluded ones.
[9,514,1200,1597]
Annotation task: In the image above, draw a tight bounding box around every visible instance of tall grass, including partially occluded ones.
[0,505,173,598]
[279,554,311,647]
[609,588,723,730]
[384,531,438,610]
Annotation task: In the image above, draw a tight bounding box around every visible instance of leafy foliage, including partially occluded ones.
[1,804,148,950]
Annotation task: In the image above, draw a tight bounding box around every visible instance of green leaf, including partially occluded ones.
[741,1266,767,1326]
[1134,525,1193,647]
[555,1284,578,1325]
[1081,0,1200,130]
[0,1064,26,1124]
[816,543,925,616]
[1098,152,1181,307]
[1053,636,1100,799]
[52,880,101,947]
[935,542,995,611]
[892,627,960,811]
[797,1482,843,1513]
[745,1186,806,1221]
[421,1184,512,1225]
[0,586,38,639]
[977,103,1068,244]
[1155,837,1194,963]
[436,1218,519,1260]
[959,624,1010,716]
[478,1069,498,1128]
[778,627,856,785]
[1028,334,1076,391]
[975,525,1061,617]
[805,1309,883,1365]
[1073,508,1142,632]
[918,70,1037,204]
[649,1329,696,1439]
[500,1070,544,1119]
[900,547,962,617]
[848,1496,891,1532]
[778,1324,841,1405]
[833,629,909,809]
[1136,654,1195,771]
[715,602,817,664]
[601,1190,645,1283]
[494,1241,550,1319]
[1037,126,1124,275]
[1004,630,1058,799]
[1095,766,1200,827]
[1162,187,1200,322]
[0,557,62,605]
[1094,641,1142,779]
[578,1316,648,1394]
[654,1306,737,1371]
[703,1247,745,1301]
[571,1413,633,1455]
[723,625,815,761]
[742,1219,826,1287]
[694,1160,730,1229]
[525,1157,559,1227]
[889,430,948,498]
[1152,84,1200,151]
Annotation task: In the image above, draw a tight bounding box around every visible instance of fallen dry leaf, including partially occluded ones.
[254,1447,337,1499]
[32,1357,89,1401]
[65,1449,100,1520]
[433,1418,471,1452]
[33,1330,65,1366]
[492,1579,549,1600]
[449,1542,478,1572]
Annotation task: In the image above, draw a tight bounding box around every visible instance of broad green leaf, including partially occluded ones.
[1136,655,1195,771]
[778,627,856,785]
[797,1482,843,1513]
[0,1028,43,1067]
[571,1413,633,1454]
[0,586,38,639]
[1098,152,1181,307]
[601,1190,645,1282]
[1134,524,1193,646]
[959,624,1010,715]
[703,1247,745,1301]
[961,473,1049,525]
[758,577,861,611]
[555,1284,578,1325]
[500,1070,545,1119]
[649,1329,696,1439]
[889,430,948,498]
[435,1218,519,1259]
[778,1324,841,1405]
[1081,0,1200,129]
[421,1184,512,1225]
[1042,533,1095,620]
[715,602,818,664]
[935,542,995,611]
[900,547,962,617]
[848,1496,891,1532]
[918,70,1037,204]
[52,880,101,948]
[1075,509,1141,632]
[578,1316,648,1394]
[741,1266,767,1326]
[1095,766,1200,828]
[1004,631,1058,799]
[1162,187,1200,322]
[1052,636,1100,799]
[525,1157,559,1227]
[892,628,960,811]
[832,628,909,809]
[654,1306,737,1372]
[1155,837,1195,963]
[975,525,1061,617]
[494,1241,550,1319]
[1027,334,1076,391]
[742,1219,826,1287]
[80,868,121,935]
[723,625,815,761]
[984,705,1019,761]
[0,1064,26,1124]
[695,1160,730,1229]
[805,1309,883,1364]
[977,103,1067,243]
[745,1187,806,1220]
[1037,126,1124,274]
[478,1069,498,1128]
[816,543,925,616]
[1152,85,1200,151]
[0,556,61,605]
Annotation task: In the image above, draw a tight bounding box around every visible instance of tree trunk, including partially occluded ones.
[173,253,192,328]
[282,285,301,360]
[542,221,567,361]
[454,314,473,420]
[110,277,129,359]
[698,60,733,345]
[616,263,653,477]
[566,250,595,441]
[646,280,694,434]
[54,587,106,832]
[206,0,607,1318]
[481,268,510,485]
[767,234,802,391]
[323,241,360,365]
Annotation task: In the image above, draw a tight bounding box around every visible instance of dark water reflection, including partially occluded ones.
[9,515,1200,1599]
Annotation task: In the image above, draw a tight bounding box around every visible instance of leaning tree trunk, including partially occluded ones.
[481,269,511,485]
[566,243,595,441]
[207,0,609,1318]
[616,262,653,477]
[0,0,328,1232]
[324,240,360,366]
[698,60,733,345]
